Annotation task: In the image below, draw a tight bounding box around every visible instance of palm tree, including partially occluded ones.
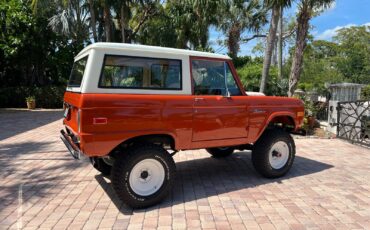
[101,0,112,42]
[287,0,334,96]
[259,0,292,93]
[88,0,98,42]
[166,0,218,50]
[217,0,267,58]
[32,0,90,44]
[277,5,283,79]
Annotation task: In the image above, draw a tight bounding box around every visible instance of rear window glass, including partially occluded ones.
[99,55,182,90]
[68,56,88,87]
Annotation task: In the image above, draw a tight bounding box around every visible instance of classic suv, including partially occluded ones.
[61,42,304,208]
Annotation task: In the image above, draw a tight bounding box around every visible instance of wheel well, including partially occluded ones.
[109,134,175,156]
[269,116,295,129]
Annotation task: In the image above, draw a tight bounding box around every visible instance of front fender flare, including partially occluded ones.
[254,111,297,142]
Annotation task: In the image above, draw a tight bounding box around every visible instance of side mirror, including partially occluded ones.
[224,90,231,98]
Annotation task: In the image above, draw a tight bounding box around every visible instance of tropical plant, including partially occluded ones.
[32,0,90,44]
[259,0,292,93]
[361,85,370,100]
[237,58,287,96]
[334,25,370,84]
[166,0,218,50]
[217,0,267,58]
[287,0,335,96]
[26,96,36,102]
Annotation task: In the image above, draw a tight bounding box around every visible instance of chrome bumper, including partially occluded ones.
[60,129,81,159]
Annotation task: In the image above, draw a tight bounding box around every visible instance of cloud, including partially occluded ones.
[316,22,370,40]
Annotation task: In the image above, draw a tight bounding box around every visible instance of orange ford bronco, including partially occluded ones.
[61,43,304,208]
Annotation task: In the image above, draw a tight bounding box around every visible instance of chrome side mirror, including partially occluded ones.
[224,90,231,98]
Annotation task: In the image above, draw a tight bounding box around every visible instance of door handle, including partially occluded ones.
[251,109,266,113]
[194,98,204,102]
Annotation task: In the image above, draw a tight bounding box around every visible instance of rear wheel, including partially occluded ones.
[90,157,112,176]
[111,144,176,208]
[252,129,295,178]
[206,147,234,158]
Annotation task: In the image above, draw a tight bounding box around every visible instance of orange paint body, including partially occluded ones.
[62,53,304,157]
[63,91,304,157]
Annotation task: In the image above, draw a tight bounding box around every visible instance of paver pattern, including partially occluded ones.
[1,109,370,230]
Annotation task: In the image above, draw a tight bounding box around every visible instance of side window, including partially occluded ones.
[151,64,181,89]
[225,63,242,96]
[191,60,241,95]
[99,55,182,89]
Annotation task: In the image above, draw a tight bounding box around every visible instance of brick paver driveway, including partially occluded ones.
[1,109,370,230]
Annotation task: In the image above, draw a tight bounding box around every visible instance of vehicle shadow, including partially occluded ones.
[0,109,62,141]
[95,150,333,214]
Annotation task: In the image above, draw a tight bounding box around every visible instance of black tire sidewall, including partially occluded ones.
[112,145,175,208]
[252,129,295,178]
[89,157,112,176]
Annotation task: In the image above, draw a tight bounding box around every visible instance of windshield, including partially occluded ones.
[68,56,88,87]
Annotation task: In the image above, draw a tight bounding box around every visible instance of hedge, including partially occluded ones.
[0,86,66,108]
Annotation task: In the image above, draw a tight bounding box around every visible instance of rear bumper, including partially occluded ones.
[60,129,81,159]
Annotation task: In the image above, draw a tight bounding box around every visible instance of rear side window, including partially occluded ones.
[68,56,88,87]
[99,55,182,90]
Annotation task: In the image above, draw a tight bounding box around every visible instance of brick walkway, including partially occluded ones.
[1,109,370,230]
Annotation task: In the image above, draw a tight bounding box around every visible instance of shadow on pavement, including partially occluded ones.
[94,150,333,214]
[0,139,87,213]
[0,109,62,141]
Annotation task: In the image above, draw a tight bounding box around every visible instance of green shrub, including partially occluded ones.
[0,86,65,108]
[236,63,287,96]
[361,85,370,100]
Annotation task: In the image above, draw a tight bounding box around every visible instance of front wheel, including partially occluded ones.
[252,129,295,178]
[111,144,176,208]
[206,147,234,158]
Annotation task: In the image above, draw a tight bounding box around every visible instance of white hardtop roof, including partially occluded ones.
[75,42,231,60]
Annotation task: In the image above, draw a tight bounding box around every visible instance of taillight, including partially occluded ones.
[297,111,305,126]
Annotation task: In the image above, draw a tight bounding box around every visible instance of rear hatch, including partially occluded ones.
[63,55,89,134]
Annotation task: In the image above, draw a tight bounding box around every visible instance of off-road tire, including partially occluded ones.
[111,144,176,208]
[90,157,112,176]
[252,129,295,178]
[206,147,234,158]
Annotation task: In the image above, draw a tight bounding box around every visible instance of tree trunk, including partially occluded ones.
[278,6,283,79]
[271,38,278,66]
[103,1,111,42]
[120,3,130,43]
[288,3,311,97]
[228,23,241,59]
[260,5,280,93]
[88,0,98,42]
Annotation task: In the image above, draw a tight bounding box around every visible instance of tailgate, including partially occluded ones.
[63,91,83,134]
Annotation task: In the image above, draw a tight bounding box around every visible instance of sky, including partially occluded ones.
[209,0,370,56]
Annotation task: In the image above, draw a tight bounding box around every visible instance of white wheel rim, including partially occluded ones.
[129,159,165,196]
[269,141,290,169]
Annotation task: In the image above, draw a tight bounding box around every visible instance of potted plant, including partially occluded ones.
[302,99,319,135]
[26,96,36,109]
